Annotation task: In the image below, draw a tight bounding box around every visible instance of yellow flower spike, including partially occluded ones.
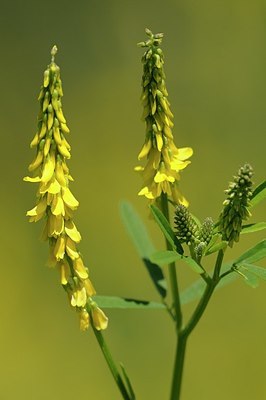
[79,309,90,331]
[73,257,88,279]
[25,45,107,331]
[84,278,96,296]
[91,305,109,331]
[65,237,79,260]
[136,29,193,205]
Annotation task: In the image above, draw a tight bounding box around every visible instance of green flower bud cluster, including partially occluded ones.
[219,164,253,247]
[174,204,198,245]
[194,217,214,259]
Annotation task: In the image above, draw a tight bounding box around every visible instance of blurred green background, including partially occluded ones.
[1,0,265,399]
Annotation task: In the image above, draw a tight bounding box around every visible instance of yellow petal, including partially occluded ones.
[73,257,88,279]
[155,133,163,152]
[30,132,39,148]
[23,176,41,183]
[65,237,79,260]
[138,139,152,160]
[91,306,108,331]
[40,178,61,194]
[59,259,70,285]
[41,155,55,183]
[28,151,43,172]
[79,309,90,331]
[55,162,67,186]
[48,214,64,236]
[176,147,193,160]
[65,220,81,243]
[84,278,96,296]
[54,236,65,260]
[51,194,65,216]
[71,287,87,307]
[62,187,79,209]
[26,196,47,220]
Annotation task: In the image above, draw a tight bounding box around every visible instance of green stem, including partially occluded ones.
[183,249,224,338]
[92,328,133,400]
[160,193,182,328]
[170,333,187,400]
[170,249,225,399]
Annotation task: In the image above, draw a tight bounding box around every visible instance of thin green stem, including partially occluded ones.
[170,333,187,400]
[160,193,182,329]
[170,249,225,399]
[92,327,133,400]
[183,249,224,338]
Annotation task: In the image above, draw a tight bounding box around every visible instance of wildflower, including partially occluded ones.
[24,45,108,331]
[136,29,193,206]
[219,164,253,247]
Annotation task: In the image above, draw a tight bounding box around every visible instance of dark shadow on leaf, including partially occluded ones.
[143,257,167,298]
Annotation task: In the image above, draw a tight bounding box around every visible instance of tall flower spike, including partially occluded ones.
[24,46,108,331]
[219,164,253,247]
[135,29,193,206]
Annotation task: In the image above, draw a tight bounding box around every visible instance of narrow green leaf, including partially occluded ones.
[234,267,260,288]
[120,201,155,258]
[234,240,266,265]
[250,180,266,208]
[241,222,266,234]
[149,204,184,254]
[150,250,204,274]
[240,263,266,281]
[120,201,167,298]
[94,295,166,309]
[120,364,136,400]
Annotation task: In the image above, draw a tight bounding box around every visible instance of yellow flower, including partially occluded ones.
[91,305,109,331]
[24,45,107,331]
[136,29,193,205]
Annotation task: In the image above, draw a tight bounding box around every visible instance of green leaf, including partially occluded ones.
[150,250,181,265]
[240,263,266,281]
[234,266,260,288]
[149,204,183,254]
[94,295,166,309]
[250,180,266,208]
[120,201,155,258]
[234,240,266,265]
[120,201,167,298]
[241,222,266,234]
[120,364,136,400]
[150,250,204,274]
[205,233,227,256]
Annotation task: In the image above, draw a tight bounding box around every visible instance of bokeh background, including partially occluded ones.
[1,0,265,399]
